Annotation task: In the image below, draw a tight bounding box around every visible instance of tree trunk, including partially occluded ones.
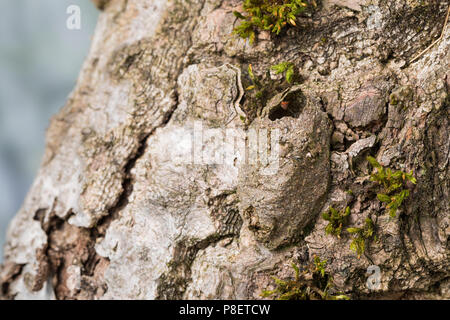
[1,0,449,300]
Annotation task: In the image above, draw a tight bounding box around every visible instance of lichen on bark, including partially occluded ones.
[1,0,449,300]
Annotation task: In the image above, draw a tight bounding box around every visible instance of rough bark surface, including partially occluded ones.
[1,0,449,299]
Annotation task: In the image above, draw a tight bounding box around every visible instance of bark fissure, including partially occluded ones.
[156,234,236,300]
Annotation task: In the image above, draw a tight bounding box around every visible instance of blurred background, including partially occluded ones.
[0,1,98,261]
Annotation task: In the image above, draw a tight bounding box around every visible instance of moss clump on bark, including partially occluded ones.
[261,257,349,300]
[233,0,314,44]
[322,206,350,238]
[368,156,417,218]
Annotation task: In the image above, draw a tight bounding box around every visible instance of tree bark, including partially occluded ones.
[1,0,449,300]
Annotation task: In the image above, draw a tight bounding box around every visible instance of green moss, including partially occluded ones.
[233,0,313,44]
[261,257,350,300]
[271,61,296,84]
[322,206,350,238]
[246,64,263,91]
[243,64,269,116]
[368,156,417,218]
[347,217,376,259]
[389,93,399,106]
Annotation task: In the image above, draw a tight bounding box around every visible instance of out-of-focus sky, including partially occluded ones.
[0,1,98,261]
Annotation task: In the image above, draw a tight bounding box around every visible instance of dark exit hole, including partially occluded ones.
[268,90,305,121]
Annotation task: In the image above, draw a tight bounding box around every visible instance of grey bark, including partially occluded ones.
[1,0,449,299]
